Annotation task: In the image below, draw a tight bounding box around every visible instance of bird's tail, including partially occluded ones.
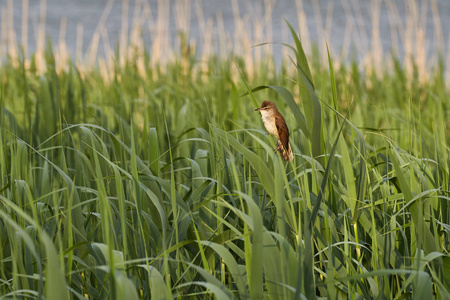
[278,140,294,161]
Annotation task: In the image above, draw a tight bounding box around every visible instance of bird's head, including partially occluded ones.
[255,100,277,115]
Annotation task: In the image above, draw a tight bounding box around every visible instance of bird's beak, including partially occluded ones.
[255,107,262,111]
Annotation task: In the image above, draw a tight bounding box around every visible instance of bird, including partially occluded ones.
[255,100,294,161]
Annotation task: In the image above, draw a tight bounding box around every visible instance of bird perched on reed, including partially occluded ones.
[255,100,293,161]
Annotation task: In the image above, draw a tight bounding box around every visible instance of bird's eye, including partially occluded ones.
[265,108,268,110]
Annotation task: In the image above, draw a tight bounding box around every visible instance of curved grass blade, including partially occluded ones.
[389,147,437,253]
[215,127,275,199]
[0,201,69,300]
[200,241,249,298]
[137,265,171,300]
[284,20,323,164]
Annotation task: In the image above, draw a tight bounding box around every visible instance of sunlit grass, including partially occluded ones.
[0,17,449,300]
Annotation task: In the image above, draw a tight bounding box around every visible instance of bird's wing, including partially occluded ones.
[275,114,290,151]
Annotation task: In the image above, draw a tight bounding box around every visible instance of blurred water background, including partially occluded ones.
[1,0,449,78]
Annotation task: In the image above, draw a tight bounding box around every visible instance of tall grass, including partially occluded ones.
[0,3,450,299]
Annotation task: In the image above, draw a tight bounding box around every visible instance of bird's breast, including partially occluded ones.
[262,114,278,137]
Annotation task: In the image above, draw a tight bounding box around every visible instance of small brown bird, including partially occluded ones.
[255,100,294,161]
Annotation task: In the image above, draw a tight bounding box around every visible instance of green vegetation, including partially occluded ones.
[0,25,449,299]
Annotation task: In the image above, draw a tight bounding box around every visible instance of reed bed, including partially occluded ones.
[0,0,449,299]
